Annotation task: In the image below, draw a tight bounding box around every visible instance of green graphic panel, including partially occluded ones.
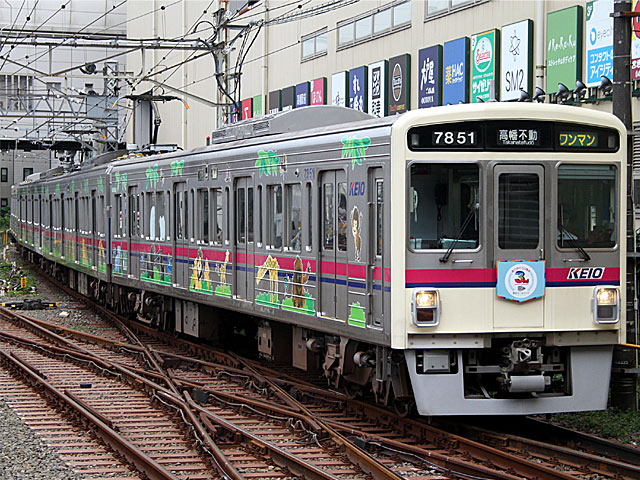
[471,29,499,102]
[546,5,583,94]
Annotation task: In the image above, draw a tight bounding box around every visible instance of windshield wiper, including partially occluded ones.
[559,224,590,261]
[440,206,477,263]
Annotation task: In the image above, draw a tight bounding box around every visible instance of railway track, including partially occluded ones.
[1,252,638,479]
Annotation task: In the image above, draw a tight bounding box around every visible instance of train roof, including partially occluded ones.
[209,106,376,144]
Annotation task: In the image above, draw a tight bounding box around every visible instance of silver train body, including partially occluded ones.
[11,104,626,415]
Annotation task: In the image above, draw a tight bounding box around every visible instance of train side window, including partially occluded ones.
[248,187,254,243]
[268,184,283,249]
[214,188,223,244]
[116,194,125,237]
[197,189,209,243]
[175,191,183,240]
[286,183,302,251]
[257,185,263,246]
[147,192,156,239]
[307,183,312,251]
[376,179,383,256]
[225,187,230,244]
[323,183,334,250]
[237,187,246,244]
[337,182,347,252]
[159,192,168,241]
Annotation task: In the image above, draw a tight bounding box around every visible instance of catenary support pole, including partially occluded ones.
[611,0,638,411]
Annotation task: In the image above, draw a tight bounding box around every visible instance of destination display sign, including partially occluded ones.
[558,131,599,148]
[408,121,618,152]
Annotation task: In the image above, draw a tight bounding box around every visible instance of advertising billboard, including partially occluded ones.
[418,45,442,108]
[388,54,410,114]
[368,60,387,117]
[471,29,499,102]
[585,0,613,87]
[443,37,469,104]
[252,95,263,117]
[500,19,533,101]
[281,86,295,111]
[241,98,252,120]
[310,77,327,105]
[295,82,310,108]
[349,66,367,112]
[546,5,583,93]
[331,71,348,107]
[268,90,281,114]
[633,0,640,80]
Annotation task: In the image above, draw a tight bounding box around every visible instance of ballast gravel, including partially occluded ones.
[0,399,82,480]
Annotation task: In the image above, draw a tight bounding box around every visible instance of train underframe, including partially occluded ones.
[25,247,613,416]
[26,247,416,413]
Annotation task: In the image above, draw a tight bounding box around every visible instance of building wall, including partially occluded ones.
[123,0,638,149]
[125,0,219,150]
[236,0,634,120]
[0,0,127,193]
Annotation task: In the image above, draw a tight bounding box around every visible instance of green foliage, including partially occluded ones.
[552,407,640,445]
[0,207,10,230]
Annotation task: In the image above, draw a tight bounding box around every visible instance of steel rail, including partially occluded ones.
[0,348,181,480]
[184,392,358,480]
[229,354,408,480]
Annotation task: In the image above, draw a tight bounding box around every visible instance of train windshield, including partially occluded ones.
[557,164,617,249]
[409,163,479,250]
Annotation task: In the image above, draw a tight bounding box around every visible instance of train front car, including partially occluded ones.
[391,104,625,415]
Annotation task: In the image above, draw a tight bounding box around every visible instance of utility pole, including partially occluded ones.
[611,0,638,411]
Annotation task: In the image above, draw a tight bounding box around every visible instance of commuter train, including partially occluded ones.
[11,104,626,415]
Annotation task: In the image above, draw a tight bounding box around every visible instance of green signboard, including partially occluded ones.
[252,95,263,117]
[471,29,499,102]
[546,5,583,94]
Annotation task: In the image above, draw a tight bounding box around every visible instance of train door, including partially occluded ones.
[234,177,253,299]
[74,192,79,262]
[319,170,348,319]
[128,186,140,279]
[493,164,545,328]
[369,167,384,328]
[174,182,188,288]
[61,193,66,258]
[38,195,42,249]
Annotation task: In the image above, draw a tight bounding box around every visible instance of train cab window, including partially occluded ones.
[409,163,479,250]
[214,188,223,244]
[499,173,540,249]
[268,185,283,249]
[286,184,302,250]
[557,164,617,249]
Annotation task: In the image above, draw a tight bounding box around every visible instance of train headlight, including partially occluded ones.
[593,286,619,324]
[412,289,440,327]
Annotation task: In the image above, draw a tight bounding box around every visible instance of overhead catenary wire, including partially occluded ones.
[6,0,129,77]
